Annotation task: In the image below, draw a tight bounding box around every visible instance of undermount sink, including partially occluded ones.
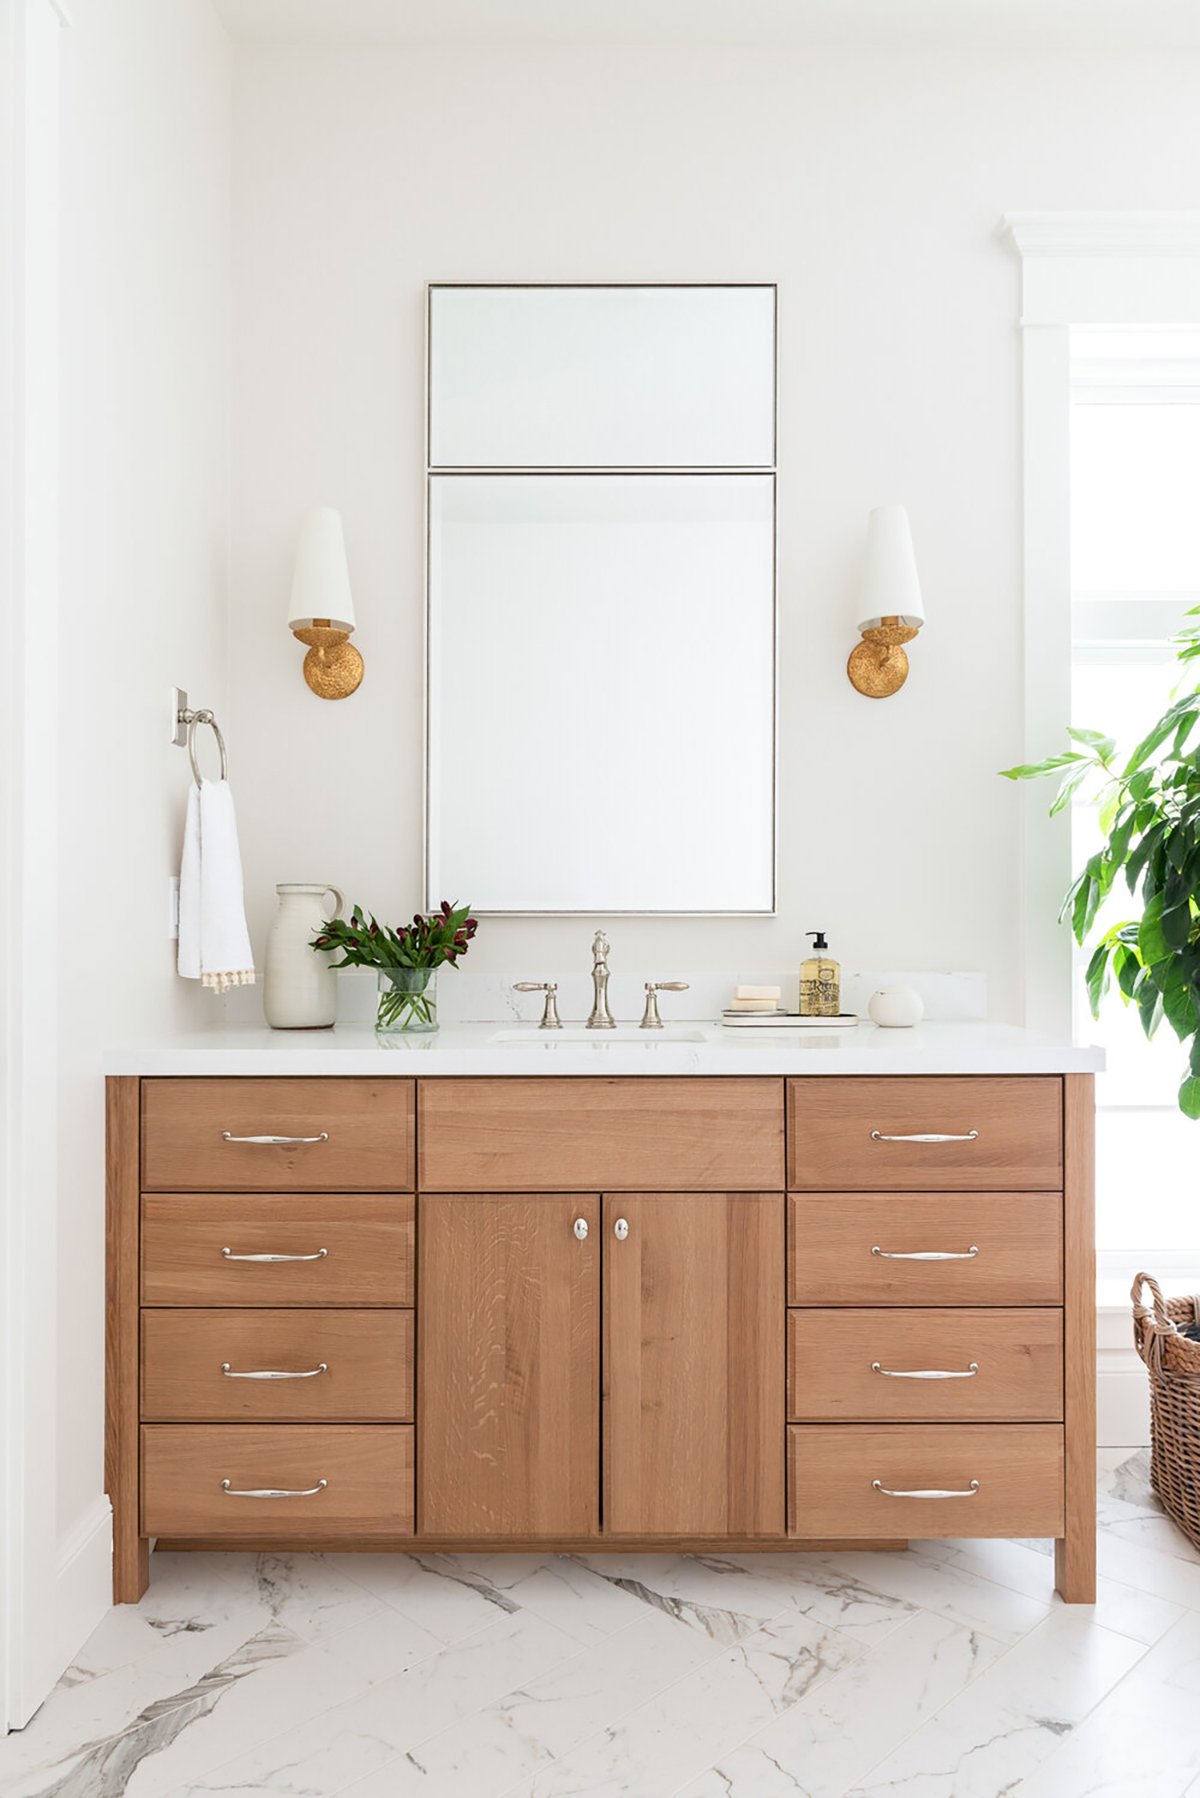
[489,1026,710,1045]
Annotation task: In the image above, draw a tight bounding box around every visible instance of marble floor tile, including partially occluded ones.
[195,1554,385,1646]
[180,1609,578,1797]
[576,1550,917,1648]
[1011,1608,1200,1797]
[330,1552,531,1644]
[458,1553,663,1647]
[517,1610,864,1798]
[919,1536,1184,1644]
[815,1542,1054,1645]
[674,1609,1007,1798]
[843,1604,1147,1797]
[343,1608,724,1796]
[1098,1530,1200,1611]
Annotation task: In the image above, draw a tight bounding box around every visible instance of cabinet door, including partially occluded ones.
[419,1194,599,1538]
[603,1193,784,1537]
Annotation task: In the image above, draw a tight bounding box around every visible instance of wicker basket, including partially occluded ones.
[1131,1272,1200,1550]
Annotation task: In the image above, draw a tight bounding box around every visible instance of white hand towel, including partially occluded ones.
[177,778,255,992]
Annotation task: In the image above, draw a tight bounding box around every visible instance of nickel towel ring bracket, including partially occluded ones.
[171,687,228,786]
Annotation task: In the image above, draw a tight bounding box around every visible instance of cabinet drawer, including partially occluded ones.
[141,1079,414,1191]
[788,1424,1064,1538]
[418,1078,784,1191]
[141,1425,414,1537]
[141,1310,414,1422]
[788,1193,1062,1305]
[141,1196,414,1306]
[788,1078,1062,1190]
[787,1309,1063,1422]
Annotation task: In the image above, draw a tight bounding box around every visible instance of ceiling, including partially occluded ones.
[212,0,1200,50]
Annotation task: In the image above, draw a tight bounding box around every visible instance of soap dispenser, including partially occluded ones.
[799,931,841,1018]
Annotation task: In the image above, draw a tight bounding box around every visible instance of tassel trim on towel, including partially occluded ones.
[202,969,257,993]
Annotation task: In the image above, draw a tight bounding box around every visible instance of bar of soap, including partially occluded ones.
[729,995,779,1013]
[734,984,781,1001]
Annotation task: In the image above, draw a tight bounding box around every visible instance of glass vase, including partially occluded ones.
[376,967,438,1034]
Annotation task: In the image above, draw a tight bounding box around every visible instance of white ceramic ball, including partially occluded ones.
[868,987,924,1028]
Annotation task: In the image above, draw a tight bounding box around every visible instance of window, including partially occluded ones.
[1070,327,1200,1282]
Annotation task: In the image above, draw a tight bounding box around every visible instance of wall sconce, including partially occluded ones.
[287,506,364,700]
[847,504,925,698]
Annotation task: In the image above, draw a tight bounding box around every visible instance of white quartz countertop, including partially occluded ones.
[104,1020,1104,1077]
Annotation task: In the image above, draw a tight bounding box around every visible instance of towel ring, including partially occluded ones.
[187,709,228,786]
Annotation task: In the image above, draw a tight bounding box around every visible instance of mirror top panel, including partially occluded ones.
[428,283,776,472]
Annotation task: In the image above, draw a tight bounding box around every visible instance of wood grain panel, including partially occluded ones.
[788,1193,1062,1306]
[141,1424,414,1537]
[788,1424,1064,1538]
[419,1194,600,1538]
[107,1077,149,1602]
[787,1308,1063,1422]
[141,1195,413,1306]
[1057,1074,1097,1603]
[788,1077,1063,1190]
[141,1078,414,1191]
[418,1078,784,1191]
[141,1310,413,1422]
[604,1193,785,1537]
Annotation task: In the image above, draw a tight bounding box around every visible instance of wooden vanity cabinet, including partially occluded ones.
[107,1069,1095,1605]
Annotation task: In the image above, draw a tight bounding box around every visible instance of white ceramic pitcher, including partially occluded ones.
[263,882,345,1029]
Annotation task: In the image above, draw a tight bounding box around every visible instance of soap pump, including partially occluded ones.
[799,930,841,1018]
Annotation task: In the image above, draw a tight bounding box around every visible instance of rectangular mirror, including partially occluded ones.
[426,284,776,915]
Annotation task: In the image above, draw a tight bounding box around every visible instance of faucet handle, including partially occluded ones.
[513,982,562,1029]
[640,981,689,1030]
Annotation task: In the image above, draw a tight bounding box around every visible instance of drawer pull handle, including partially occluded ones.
[221,1247,329,1263]
[871,1361,979,1381]
[871,1245,979,1262]
[873,1479,980,1500]
[573,1217,589,1240]
[220,1362,328,1381]
[221,1478,328,1499]
[870,1130,979,1144]
[614,1218,629,1241]
[221,1132,330,1146]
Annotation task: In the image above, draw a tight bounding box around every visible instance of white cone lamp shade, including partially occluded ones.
[288,506,357,634]
[288,507,364,699]
[855,504,925,633]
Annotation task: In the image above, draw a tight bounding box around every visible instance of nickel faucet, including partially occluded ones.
[587,931,616,1029]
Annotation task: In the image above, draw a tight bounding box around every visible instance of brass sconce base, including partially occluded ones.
[293,625,364,700]
[847,617,919,699]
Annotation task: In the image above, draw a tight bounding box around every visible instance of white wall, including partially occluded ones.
[56,0,231,1590]
[224,41,1200,1017]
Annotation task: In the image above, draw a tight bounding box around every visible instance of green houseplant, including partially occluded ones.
[311,900,478,1033]
[1002,613,1200,1115]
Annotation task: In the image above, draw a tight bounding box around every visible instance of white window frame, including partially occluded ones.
[1002,212,1200,1036]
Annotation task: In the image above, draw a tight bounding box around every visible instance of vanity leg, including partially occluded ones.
[106,1077,149,1603]
[1055,1074,1096,1604]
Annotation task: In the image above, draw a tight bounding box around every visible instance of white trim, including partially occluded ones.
[54,1499,113,1676]
[1004,212,1200,259]
[1,0,62,1733]
[1098,1305,1150,1447]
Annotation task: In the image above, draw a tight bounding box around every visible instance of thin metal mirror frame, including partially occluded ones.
[424,280,778,917]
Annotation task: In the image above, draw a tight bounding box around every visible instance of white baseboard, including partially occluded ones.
[1098,1304,1150,1447]
[54,1497,112,1677]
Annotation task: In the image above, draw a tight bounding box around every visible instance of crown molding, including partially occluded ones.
[1002,212,1200,259]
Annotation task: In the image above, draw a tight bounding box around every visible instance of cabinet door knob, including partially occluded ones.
[573,1217,589,1240]
[614,1218,629,1241]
